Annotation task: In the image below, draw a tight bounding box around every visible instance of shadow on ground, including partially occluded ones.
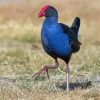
[57,81,92,90]
[0,74,100,92]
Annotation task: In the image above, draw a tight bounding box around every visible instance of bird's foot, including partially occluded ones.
[32,66,49,78]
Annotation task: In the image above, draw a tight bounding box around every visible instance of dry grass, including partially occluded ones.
[0,0,100,100]
[0,20,99,99]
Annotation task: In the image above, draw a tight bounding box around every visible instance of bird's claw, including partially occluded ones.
[32,66,48,78]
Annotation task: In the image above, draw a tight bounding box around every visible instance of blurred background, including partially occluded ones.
[0,0,100,100]
[0,0,100,42]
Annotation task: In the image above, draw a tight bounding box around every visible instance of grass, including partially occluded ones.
[0,20,99,100]
[0,0,100,99]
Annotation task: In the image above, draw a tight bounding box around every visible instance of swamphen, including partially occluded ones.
[33,5,81,92]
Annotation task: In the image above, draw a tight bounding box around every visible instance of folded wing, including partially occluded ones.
[59,17,81,53]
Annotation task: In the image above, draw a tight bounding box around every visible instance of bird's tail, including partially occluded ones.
[71,17,81,53]
[71,17,80,38]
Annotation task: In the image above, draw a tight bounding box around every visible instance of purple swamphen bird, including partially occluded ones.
[32,5,81,92]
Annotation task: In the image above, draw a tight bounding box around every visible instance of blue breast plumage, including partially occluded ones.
[41,17,72,58]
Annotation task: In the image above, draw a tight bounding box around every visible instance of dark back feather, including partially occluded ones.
[59,17,81,53]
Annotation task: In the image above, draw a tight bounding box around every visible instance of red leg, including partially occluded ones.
[32,59,59,79]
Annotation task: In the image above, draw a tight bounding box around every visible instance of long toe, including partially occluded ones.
[32,67,48,78]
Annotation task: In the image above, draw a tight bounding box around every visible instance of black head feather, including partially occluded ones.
[45,6,58,17]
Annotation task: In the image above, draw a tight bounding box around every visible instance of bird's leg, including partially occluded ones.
[66,64,70,93]
[32,59,59,79]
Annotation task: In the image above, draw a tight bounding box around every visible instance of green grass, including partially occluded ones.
[0,0,100,99]
[0,19,99,100]
[0,37,99,100]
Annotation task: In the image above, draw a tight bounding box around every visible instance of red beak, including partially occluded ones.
[38,10,45,18]
[38,6,48,18]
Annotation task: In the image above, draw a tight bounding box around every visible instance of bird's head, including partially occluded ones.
[38,5,58,18]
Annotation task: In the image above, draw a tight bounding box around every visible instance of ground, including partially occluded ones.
[0,0,100,100]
